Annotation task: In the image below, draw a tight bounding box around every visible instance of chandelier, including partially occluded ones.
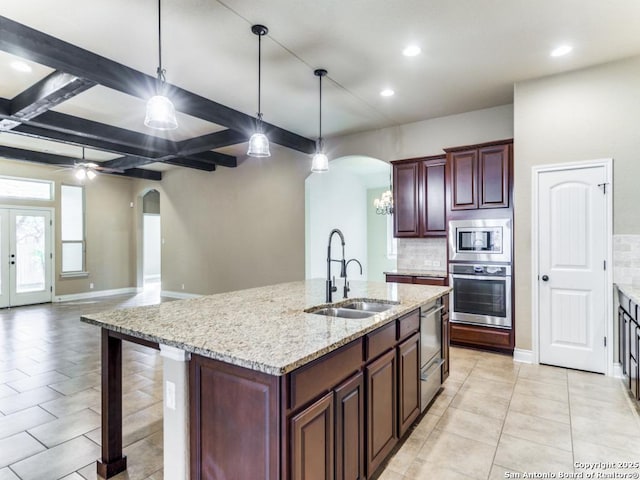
[373,189,393,215]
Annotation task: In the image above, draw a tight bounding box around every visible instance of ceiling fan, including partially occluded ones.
[55,147,124,179]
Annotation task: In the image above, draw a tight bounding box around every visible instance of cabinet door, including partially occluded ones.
[619,307,627,375]
[398,333,420,437]
[420,158,447,236]
[632,323,639,400]
[366,349,398,477]
[393,162,419,237]
[636,327,640,400]
[478,144,510,208]
[448,149,478,210]
[385,274,413,284]
[291,392,335,480]
[335,373,364,480]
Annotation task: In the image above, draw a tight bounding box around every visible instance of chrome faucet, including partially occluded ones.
[326,229,346,303]
[343,258,363,298]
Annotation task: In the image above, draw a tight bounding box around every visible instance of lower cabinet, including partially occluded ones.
[291,392,335,480]
[335,373,365,480]
[618,290,640,403]
[366,349,398,477]
[441,302,450,382]
[398,333,420,437]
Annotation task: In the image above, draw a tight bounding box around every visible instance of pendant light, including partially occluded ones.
[311,69,329,172]
[144,0,178,131]
[247,25,270,157]
[75,147,97,181]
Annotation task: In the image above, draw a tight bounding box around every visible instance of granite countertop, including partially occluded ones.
[617,284,640,306]
[384,269,447,278]
[81,279,450,376]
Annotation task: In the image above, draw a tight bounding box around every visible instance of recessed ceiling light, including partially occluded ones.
[380,89,395,97]
[402,45,421,57]
[10,60,32,73]
[550,45,573,57]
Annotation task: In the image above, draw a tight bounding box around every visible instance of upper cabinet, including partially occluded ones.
[392,155,447,238]
[446,140,512,211]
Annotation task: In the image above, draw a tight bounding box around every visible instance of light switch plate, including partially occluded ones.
[166,381,176,410]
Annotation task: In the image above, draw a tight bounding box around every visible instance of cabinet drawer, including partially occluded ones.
[450,323,511,349]
[366,322,397,362]
[386,275,413,284]
[289,339,363,411]
[413,277,447,286]
[397,309,420,341]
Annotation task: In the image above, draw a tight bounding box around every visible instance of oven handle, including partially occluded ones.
[450,273,510,280]
[421,305,444,318]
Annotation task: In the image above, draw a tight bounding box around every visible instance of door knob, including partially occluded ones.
[541,275,549,281]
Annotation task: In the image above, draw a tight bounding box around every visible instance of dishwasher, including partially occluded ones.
[420,299,444,411]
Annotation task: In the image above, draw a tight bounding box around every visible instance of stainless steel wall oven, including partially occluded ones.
[449,264,512,329]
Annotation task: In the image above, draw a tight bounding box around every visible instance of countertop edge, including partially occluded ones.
[617,283,640,306]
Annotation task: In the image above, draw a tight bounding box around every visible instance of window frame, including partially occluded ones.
[0,175,54,201]
[60,184,87,276]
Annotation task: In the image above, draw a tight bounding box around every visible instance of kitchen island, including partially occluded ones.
[81,279,450,479]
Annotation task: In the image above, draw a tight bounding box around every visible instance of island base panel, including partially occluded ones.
[190,354,280,480]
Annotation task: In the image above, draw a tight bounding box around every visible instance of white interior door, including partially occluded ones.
[537,165,608,373]
[1,209,53,308]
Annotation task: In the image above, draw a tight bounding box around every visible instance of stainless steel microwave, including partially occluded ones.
[448,219,512,263]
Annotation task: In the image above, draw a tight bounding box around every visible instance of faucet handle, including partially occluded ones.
[331,275,337,292]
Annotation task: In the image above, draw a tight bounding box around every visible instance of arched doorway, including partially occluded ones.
[305,156,396,282]
[142,190,161,292]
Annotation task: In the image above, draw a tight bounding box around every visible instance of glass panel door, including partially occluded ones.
[0,210,8,308]
[8,209,52,307]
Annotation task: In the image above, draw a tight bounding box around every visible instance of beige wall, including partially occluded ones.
[327,104,514,161]
[513,55,640,350]
[0,157,136,295]
[134,144,309,295]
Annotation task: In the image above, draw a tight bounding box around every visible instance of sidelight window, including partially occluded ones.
[61,185,85,274]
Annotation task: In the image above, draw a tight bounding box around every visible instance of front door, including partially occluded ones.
[0,208,53,308]
[537,164,608,373]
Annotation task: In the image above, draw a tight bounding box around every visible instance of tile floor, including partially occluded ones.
[1,291,640,480]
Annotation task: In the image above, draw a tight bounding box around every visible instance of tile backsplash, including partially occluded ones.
[614,235,640,286]
[397,237,447,272]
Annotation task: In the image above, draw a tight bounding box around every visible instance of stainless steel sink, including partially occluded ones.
[341,301,397,312]
[310,307,374,319]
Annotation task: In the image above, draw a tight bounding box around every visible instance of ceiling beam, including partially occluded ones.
[176,129,247,157]
[10,71,96,122]
[0,15,316,155]
[0,144,162,180]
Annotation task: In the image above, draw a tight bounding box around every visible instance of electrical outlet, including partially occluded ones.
[129,201,134,208]
[181,284,185,290]
[89,283,94,289]
[433,261,441,267]
[166,381,176,410]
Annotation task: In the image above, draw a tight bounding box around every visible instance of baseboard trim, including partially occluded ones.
[54,287,138,302]
[161,290,202,299]
[513,348,534,364]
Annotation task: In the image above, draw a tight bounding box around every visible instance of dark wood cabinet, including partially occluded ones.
[291,392,335,480]
[385,273,447,286]
[420,157,447,235]
[392,155,447,238]
[450,322,512,352]
[393,162,420,237]
[449,149,477,210]
[446,139,512,212]
[397,332,420,437]
[334,373,364,480]
[618,290,640,403]
[479,144,509,208]
[366,349,398,477]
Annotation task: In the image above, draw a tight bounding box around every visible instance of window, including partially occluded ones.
[61,185,85,273]
[0,176,53,201]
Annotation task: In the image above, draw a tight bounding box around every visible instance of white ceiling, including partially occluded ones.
[1,0,640,167]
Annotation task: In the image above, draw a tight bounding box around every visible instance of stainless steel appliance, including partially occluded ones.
[449,264,512,328]
[420,299,444,411]
[448,219,512,263]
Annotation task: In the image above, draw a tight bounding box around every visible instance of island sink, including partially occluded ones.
[310,306,375,318]
[341,300,398,312]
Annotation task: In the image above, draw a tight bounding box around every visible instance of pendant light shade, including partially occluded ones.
[311,68,329,172]
[248,25,270,158]
[144,0,178,131]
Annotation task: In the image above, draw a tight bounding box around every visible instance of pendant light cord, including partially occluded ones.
[318,73,323,150]
[257,32,263,128]
[156,0,166,84]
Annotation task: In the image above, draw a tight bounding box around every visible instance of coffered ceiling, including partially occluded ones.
[1,0,640,179]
